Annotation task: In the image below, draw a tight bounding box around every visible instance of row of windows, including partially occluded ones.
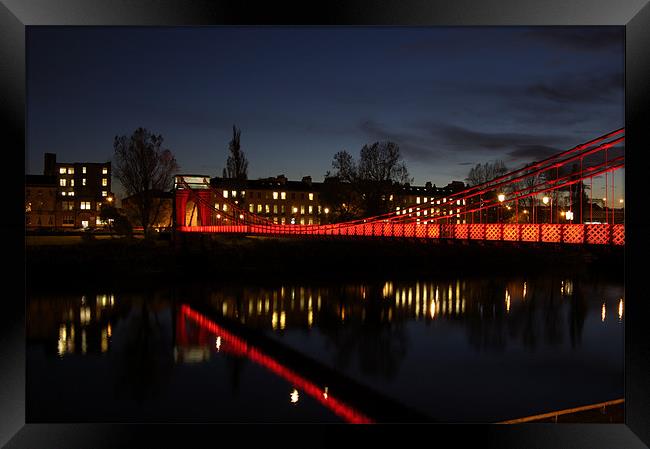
[61,191,108,197]
[62,200,105,211]
[59,178,108,187]
[59,167,109,175]
[222,190,315,201]
[241,204,322,215]
[412,197,465,205]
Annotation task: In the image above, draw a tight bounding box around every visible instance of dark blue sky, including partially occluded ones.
[27,26,624,199]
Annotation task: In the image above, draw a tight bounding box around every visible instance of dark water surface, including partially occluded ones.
[27,272,624,423]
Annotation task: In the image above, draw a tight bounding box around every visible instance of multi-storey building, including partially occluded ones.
[207,175,467,225]
[26,153,115,229]
[25,175,58,229]
[210,175,326,225]
[392,180,469,224]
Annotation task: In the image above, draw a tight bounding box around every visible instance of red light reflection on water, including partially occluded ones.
[179,304,373,424]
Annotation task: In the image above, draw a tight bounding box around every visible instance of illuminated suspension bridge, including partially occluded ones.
[173,129,624,246]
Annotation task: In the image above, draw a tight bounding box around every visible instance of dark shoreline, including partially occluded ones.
[25,234,624,293]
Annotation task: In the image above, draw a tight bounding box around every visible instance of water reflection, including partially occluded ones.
[27,275,624,422]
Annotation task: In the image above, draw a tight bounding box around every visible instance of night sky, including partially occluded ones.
[27,26,624,200]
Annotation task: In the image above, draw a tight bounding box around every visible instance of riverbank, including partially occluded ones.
[25,233,624,290]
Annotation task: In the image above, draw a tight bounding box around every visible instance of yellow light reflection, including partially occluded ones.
[107,323,112,337]
[601,302,606,322]
[430,300,435,319]
[618,298,624,321]
[81,329,87,354]
[216,336,221,351]
[505,289,511,313]
[290,388,299,404]
[57,324,66,356]
[280,311,286,329]
[101,328,108,353]
[272,311,278,329]
[308,309,313,328]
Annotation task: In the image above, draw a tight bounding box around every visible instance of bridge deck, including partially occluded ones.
[178,222,624,245]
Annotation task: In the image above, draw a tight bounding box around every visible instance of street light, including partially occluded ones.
[498,193,505,202]
[565,210,574,221]
[542,196,549,205]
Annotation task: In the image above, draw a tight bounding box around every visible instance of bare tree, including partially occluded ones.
[328,141,412,217]
[113,127,179,238]
[331,150,357,182]
[358,141,411,185]
[465,160,508,186]
[224,125,248,180]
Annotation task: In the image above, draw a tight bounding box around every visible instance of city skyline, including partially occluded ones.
[27,26,624,200]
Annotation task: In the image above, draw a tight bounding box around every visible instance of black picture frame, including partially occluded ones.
[3,1,649,447]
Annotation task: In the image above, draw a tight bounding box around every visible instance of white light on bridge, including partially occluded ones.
[542,196,550,205]
[498,193,505,202]
[565,211,574,221]
[290,388,299,404]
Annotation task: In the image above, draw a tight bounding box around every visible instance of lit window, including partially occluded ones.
[417,197,421,204]
[96,217,103,225]
[292,206,298,214]
[231,190,236,197]
[281,217,286,224]
[257,204,262,213]
[281,192,286,200]
[273,192,279,199]
[273,205,278,213]
[60,179,67,186]
[68,168,74,175]
[309,218,313,225]
[59,168,67,174]
[101,191,107,197]
[249,204,254,213]
[82,178,86,186]
[318,205,321,214]
[223,204,228,211]
[80,201,91,210]
[102,167,108,175]
[308,193,314,201]
[265,204,270,213]
[281,205,285,213]
[308,205,313,214]
[69,191,75,197]
[70,179,74,186]
[82,167,86,174]
[102,178,108,186]
[300,206,305,215]
[300,218,305,225]
[389,195,394,201]
[61,192,67,196]
[223,190,228,198]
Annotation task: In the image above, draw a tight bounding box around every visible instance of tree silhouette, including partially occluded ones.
[113,127,178,237]
[224,125,249,180]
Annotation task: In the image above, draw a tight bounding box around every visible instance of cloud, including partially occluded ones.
[506,144,560,160]
[525,71,623,104]
[358,119,441,163]
[523,28,624,52]
[431,123,568,152]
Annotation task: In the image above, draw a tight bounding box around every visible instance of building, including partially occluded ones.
[210,175,326,225]
[25,175,58,229]
[26,153,115,230]
[206,175,468,225]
